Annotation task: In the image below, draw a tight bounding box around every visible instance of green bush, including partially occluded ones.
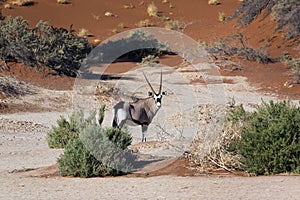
[0,16,91,76]
[58,122,134,178]
[58,138,114,177]
[47,111,83,148]
[47,107,106,148]
[53,108,135,177]
[229,101,300,175]
[103,127,132,150]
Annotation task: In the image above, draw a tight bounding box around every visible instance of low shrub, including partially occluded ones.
[228,101,300,175]
[280,51,300,84]
[46,111,83,148]
[103,127,132,150]
[58,138,112,177]
[58,126,134,177]
[88,29,171,64]
[0,16,91,76]
[139,55,160,66]
[51,108,135,177]
[201,39,274,63]
[165,20,179,30]
[191,101,300,176]
[228,0,300,40]
[47,106,105,148]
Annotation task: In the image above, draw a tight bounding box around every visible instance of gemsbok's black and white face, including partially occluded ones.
[148,91,167,108]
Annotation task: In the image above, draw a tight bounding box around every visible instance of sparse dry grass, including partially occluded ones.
[118,23,126,29]
[136,19,153,27]
[147,3,159,17]
[208,0,220,5]
[218,12,226,22]
[4,3,12,9]
[189,105,244,172]
[57,0,69,4]
[77,28,89,38]
[123,3,134,9]
[92,14,100,20]
[104,11,113,17]
[165,20,179,30]
[139,55,160,66]
[11,0,34,6]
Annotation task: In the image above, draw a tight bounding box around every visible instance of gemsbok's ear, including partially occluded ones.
[162,91,167,96]
[148,91,153,96]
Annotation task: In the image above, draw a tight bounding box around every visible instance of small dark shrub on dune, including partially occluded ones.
[201,40,274,64]
[228,0,300,40]
[280,51,300,84]
[86,29,171,66]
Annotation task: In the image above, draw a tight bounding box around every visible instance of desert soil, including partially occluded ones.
[1,0,300,199]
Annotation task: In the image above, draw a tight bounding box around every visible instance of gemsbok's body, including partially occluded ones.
[112,71,166,142]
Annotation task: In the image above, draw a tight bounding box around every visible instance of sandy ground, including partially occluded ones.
[1,65,300,199]
[1,172,300,200]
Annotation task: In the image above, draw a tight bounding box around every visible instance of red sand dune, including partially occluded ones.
[1,0,299,98]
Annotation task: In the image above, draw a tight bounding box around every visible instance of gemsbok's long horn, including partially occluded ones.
[143,72,156,94]
[159,69,162,94]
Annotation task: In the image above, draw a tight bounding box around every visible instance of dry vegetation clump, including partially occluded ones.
[218,12,226,22]
[191,101,300,175]
[228,0,300,40]
[208,0,220,5]
[118,23,126,29]
[139,55,160,66]
[190,105,244,172]
[165,20,179,30]
[123,3,134,9]
[280,50,300,84]
[77,28,89,38]
[147,2,159,17]
[4,3,12,9]
[11,0,34,6]
[104,11,114,17]
[136,19,153,27]
[200,38,274,64]
[0,77,35,98]
[57,0,70,4]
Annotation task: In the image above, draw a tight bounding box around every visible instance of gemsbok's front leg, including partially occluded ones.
[141,125,148,142]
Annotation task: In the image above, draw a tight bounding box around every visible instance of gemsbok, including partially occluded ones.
[112,70,166,142]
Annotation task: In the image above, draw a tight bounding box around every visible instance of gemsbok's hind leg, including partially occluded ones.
[141,125,148,142]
